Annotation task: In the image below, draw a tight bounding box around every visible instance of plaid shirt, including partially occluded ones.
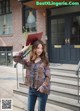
[14,52,51,94]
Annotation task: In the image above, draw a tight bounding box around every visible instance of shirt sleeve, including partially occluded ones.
[42,65,51,86]
[13,52,31,67]
[39,65,51,94]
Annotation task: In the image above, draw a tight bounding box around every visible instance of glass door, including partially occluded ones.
[48,14,80,64]
[50,17,67,63]
[71,15,80,45]
[67,15,80,63]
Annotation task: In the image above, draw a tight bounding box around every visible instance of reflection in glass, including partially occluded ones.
[51,18,65,45]
[23,7,36,32]
[26,10,36,31]
[71,16,80,45]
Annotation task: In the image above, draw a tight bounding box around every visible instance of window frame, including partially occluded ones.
[0,0,12,35]
[0,0,11,15]
[22,5,37,33]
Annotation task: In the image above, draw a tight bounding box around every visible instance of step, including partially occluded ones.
[46,103,73,111]
[51,81,80,90]
[13,106,26,111]
[13,92,73,111]
[13,88,28,97]
[13,88,80,111]
[50,64,80,75]
[51,78,79,86]
[19,82,78,95]
[51,86,79,100]
[19,83,80,100]
[13,94,26,110]
[48,94,80,111]
[20,78,80,90]
[19,77,80,90]
[50,67,77,74]
[51,70,78,78]
[51,71,79,81]
[51,75,78,81]
[50,64,78,71]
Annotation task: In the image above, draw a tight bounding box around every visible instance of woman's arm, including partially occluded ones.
[37,65,51,93]
[42,65,51,86]
[13,45,31,66]
[18,45,30,53]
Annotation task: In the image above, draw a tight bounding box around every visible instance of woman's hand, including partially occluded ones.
[19,44,31,53]
[37,86,44,93]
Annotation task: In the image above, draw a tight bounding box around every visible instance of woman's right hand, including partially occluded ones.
[19,44,31,53]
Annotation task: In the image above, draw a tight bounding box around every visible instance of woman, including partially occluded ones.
[14,40,51,111]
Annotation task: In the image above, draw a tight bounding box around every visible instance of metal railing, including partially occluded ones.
[76,61,80,103]
[14,47,31,88]
[14,63,24,89]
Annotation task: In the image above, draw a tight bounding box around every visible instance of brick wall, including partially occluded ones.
[0,0,46,52]
[37,9,47,44]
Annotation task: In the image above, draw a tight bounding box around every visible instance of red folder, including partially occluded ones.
[26,32,43,46]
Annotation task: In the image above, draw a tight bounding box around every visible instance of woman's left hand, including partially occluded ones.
[37,86,44,93]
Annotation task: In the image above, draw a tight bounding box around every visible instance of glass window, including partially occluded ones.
[23,6,36,32]
[0,14,13,35]
[0,0,13,35]
[51,18,65,45]
[0,0,11,15]
[2,1,6,14]
[71,16,80,45]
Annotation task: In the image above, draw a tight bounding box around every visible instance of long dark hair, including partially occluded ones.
[30,40,49,66]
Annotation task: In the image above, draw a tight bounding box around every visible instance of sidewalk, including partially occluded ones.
[0,64,25,111]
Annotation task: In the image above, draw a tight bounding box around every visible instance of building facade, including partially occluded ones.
[0,0,46,51]
[0,0,80,65]
[0,0,46,65]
